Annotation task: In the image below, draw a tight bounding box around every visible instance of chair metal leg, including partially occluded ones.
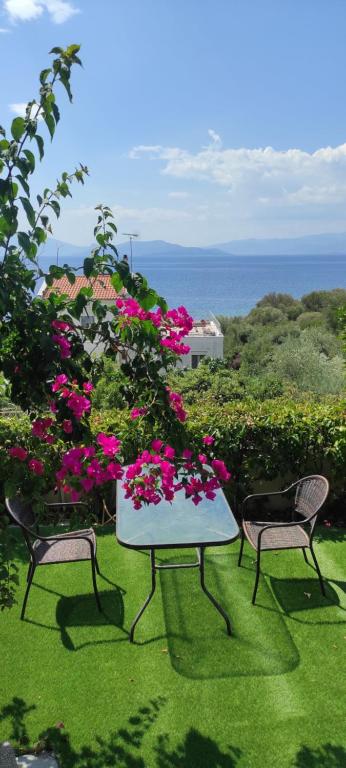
[238,530,245,566]
[252,549,261,605]
[309,543,326,597]
[91,557,101,611]
[302,547,309,564]
[95,556,101,575]
[26,560,33,582]
[21,563,35,620]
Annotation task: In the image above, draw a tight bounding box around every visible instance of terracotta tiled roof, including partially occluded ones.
[42,275,122,301]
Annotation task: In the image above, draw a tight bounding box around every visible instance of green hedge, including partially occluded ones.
[92,398,346,518]
[1,399,345,519]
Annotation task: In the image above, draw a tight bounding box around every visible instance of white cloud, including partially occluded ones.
[0,25,10,31]
[129,134,346,211]
[4,0,79,24]
[9,101,43,119]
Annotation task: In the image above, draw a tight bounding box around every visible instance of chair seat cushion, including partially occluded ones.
[243,521,309,551]
[33,528,96,564]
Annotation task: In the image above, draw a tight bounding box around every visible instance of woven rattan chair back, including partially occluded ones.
[6,497,37,559]
[294,475,329,533]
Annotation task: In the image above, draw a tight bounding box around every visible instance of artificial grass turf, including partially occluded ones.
[1,527,346,767]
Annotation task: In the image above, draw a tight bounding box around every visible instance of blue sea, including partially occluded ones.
[132,253,346,318]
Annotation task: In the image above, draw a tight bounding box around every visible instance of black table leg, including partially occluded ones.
[130,549,156,642]
[199,546,232,636]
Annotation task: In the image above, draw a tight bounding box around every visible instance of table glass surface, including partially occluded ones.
[116,481,239,549]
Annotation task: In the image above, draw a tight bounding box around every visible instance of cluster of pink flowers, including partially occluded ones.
[31,417,54,444]
[166,387,187,423]
[160,306,193,356]
[115,298,193,358]
[8,446,44,476]
[50,374,92,422]
[51,319,75,360]
[123,436,231,509]
[55,432,124,501]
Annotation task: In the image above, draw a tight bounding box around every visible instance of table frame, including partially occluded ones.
[128,545,232,642]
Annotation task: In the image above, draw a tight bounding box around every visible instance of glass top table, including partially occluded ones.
[116,480,239,642]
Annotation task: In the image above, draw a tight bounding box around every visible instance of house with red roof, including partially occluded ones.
[39,275,223,366]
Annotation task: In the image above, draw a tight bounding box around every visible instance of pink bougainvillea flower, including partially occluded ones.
[28,458,44,476]
[106,462,124,480]
[202,435,215,446]
[97,433,121,457]
[130,406,148,420]
[67,393,91,421]
[70,489,81,502]
[151,439,163,452]
[182,448,193,460]
[198,453,208,465]
[51,374,68,393]
[9,446,28,461]
[52,334,72,359]
[31,418,53,439]
[56,468,67,483]
[80,477,95,493]
[62,419,73,434]
[211,459,231,483]
[82,381,94,393]
[51,319,73,332]
[163,445,175,459]
[49,400,58,413]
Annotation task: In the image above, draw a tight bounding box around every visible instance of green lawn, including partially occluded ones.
[1,527,346,767]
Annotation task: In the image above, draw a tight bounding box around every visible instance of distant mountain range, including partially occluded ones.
[37,231,346,270]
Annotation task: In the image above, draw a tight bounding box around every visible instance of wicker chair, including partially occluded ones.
[238,475,329,604]
[5,497,101,620]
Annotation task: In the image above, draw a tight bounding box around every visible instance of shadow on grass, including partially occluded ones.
[55,587,128,650]
[314,527,346,545]
[0,697,243,768]
[160,552,299,679]
[270,577,346,626]
[294,743,346,767]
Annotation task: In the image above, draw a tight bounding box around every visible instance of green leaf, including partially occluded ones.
[52,103,60,124]
[49,47,63,54]
[33,226,46,245]
[18,231,32,254]
[66,271,76,285]
[34,134,44,160]
[83,257,95,278]
[44,111,55,140]
[0,179,10,202]
[23,149,35,172]
[20,197,36,227]
[66,44,81,56]
[59,71,72,102]
[49,199,60,218]
[139,290,158,311]
[111,272,123,292]
[16,174,30,197]
[11,117,26,141]
[40,68,51,84]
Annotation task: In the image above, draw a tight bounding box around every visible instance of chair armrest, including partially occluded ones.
[241,480,302,519]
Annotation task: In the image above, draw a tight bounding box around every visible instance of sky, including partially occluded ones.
[1,0,346,246]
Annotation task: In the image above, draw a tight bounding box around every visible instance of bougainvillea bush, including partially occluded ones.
[0,46,231,606]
